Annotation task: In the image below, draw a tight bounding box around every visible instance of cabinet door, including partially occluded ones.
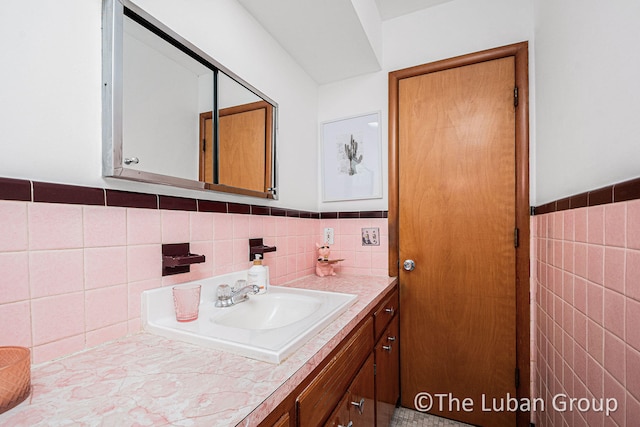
[348,353,375,426]
[375,315,399,427]
[324,393,351,427]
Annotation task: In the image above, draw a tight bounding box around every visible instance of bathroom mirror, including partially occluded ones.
[102,0,278,199]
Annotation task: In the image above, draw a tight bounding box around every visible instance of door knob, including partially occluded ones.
[403,259,415,271]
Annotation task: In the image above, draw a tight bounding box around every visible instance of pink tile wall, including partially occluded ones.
[533,200,640,427]
[318,218,389,277]
[0,200,389,364]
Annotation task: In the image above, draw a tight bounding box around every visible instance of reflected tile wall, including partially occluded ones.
[533,200,640,427]
[0,200,388,364]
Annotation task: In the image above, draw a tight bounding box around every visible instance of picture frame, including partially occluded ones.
[321,112,382,201]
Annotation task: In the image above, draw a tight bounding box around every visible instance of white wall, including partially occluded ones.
[0,0,319,211]
[318,0,535,212]
[534,0,640,205]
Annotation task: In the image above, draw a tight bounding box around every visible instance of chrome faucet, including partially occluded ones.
[215,283,260,307]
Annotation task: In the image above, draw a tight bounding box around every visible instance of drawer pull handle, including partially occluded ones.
[338,422,353,427]
[351,398,365,414]
[383,345,393,352]
[384,307,395,316]
[387,336,396,342]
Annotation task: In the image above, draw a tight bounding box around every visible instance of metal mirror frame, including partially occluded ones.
[102,0,278,199]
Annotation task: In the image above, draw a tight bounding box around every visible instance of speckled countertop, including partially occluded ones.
[0,275,397,427]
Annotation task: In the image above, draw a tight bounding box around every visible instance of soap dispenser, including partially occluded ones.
[247,254,267,294]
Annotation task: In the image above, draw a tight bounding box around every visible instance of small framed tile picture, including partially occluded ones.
[361,227,380,246]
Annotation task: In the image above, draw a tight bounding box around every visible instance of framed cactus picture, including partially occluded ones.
[321,112,382,201]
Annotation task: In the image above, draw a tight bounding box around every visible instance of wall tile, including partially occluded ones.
[31,292,85,345]
[588,206,605,245]
[0,252,29,304]
[29,249,84,298]
[626,250,640,301]
[127,208,161,245]
[587,282,604,324]
[213,213,233,240]
[28,203,83,250]
[0,201,28,252]
[604,332,626,386]
[604,372,626,427]
[232,214,251,240]
[587,245,604,285]
[627,298,640,352]
[83,206,126,247]
[161,210,190,244]
[127,245,161,283]
[628,199,640,250]
[627,346,640,401]
[604,247,626,294]
[84,246,127,289]
[563,210,575,241]
[604,289,625,340]
[86,322,128,348]
[85,284,128,331]
[627,394,640,427]
[605,203,626,247]
[32,335,85,365]
[575,207,588,243]
[189,212,213,242]
[128,278,162,320]
[0,301,31,347]
[213,240,233,268]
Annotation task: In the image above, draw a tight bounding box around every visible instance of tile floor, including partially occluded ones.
[390,407,473,427]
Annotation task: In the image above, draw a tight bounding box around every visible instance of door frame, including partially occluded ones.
[388,41,530,427]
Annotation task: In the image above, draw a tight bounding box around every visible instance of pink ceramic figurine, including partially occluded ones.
[315,243,336,277]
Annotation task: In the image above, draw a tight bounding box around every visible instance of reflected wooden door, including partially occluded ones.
[397,56,517,427]
[199,100,273,193]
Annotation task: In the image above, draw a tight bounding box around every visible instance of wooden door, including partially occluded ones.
[394,51,524,427]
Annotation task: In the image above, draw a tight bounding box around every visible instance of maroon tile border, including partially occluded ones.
[615,177,640,202]
[533,176,640,215]
[0,177,388,220]
[106,189,157,209]
[228,202,250,215]
[159,196,197,212]
[33,181,105,206]
[198,200,227,213]
[0,177,31,201]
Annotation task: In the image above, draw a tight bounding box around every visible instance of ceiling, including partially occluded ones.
[237,0,452,84]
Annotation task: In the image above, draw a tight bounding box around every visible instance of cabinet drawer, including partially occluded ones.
[373,288,398,340]
[297,317,374,427]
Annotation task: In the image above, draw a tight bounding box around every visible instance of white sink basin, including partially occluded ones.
[142,271,357,363]
[213,292,322,330]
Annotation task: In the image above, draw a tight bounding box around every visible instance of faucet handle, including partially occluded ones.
[233,279,247,292]
[216,284,231,301]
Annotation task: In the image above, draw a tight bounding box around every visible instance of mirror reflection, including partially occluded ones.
[103,0,277,199]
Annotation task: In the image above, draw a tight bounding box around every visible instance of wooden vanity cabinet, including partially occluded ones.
[258,284,399,427]
[297,317,374,426]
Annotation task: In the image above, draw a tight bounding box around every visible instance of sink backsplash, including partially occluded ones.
[0,197,388,364]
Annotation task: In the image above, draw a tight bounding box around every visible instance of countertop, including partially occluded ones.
[0,275,397,426]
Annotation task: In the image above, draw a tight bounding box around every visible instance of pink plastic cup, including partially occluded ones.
[172,284,201,322]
